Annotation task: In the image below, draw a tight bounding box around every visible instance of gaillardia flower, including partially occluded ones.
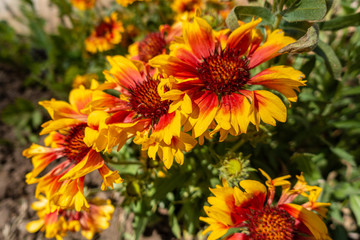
[116,0,148,7]
[200,169,331,240]
[85,12,124,53]
[72,73,98,89]
[128,23,183,63]
[27,195,115,240]
[23,86,123,211]
[171,0,204,15]
[89,56,197,169]
[71,0,96,10]
[150,17,306,140]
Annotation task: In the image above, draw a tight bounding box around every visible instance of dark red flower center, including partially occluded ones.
[197,48,250,95]
[128,78,170,124]
[63,123,91,163]
[95,21,114,37]
[138,32,166,62]
[246,206,295,240]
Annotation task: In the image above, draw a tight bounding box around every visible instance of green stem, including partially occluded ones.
[229,138,246,153]
[272,0,278,13]
[274,13,283,29]
[278,0,285,11]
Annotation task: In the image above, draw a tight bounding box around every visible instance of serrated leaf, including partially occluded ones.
[314,40,342,81]
[226,6,275,31]
[281,0,327,22]
[279,24,319,54]
[319,12,360,31]
[349,195,360,226]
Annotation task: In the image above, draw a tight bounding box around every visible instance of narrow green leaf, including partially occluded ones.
[349,195,360,226]
[330,147,356,166]
[333,120,360,129]
[281,0,327,22]
[341,86,360,97]
[134,216,148,240]
[170,214,181,239]
[279,24,319,54]
[290,153,321,182]
[226,6,275,31]
[319,12,360,31]
[314,40,342,80]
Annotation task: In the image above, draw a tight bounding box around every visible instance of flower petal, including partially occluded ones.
[249,29,295,68]
[281,203,331,240]
[249,90,287,129]
[183,17,215,59]
[249,66,306,103]
[227,18,262,56]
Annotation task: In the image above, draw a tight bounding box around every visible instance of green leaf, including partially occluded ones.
[279,24,319,54]
[333,120,360,130]
[319,12,360,31]
[1,98,35,126]
[341,86,360,97]
[330,147,356,167]
[226,6,275,31]
[314,40,342,81]
[169,207,181,239]
[349,195,360,226]
[290,153,322,182]
[281,0,327,22]
[220,228,242,239]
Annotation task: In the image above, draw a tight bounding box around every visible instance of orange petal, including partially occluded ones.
[183,17,215,59]
[249,66,306,103]
[189,91,219,138]
[227,18,262,56]
[281,203,331,240]
[249,29,295,68]
[59,150,104,181]
[249,90,287,129]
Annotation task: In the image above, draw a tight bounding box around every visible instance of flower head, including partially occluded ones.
[71,0,96,10]
[23,86,123,211]
[150,17,306,140]
[200,170,331,240]
[26,195,115,240]
[116,0,147,7]
[128,23,183,63]
[87,56,197,168]
[85,12,124,53]
[171,0,203,15]
[72,73,98,89]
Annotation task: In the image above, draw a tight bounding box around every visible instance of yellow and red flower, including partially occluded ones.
[171,0,204,15]
[71,0,96,10]
[150,17,306,141]
[23,86,123,211]
[85,12,124,53]
[128,22,183,63]
[116,0,148,7]
[72,73,98,89]
[88,56,197,169]
[200,169,331,240]
[26,195,115,240]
